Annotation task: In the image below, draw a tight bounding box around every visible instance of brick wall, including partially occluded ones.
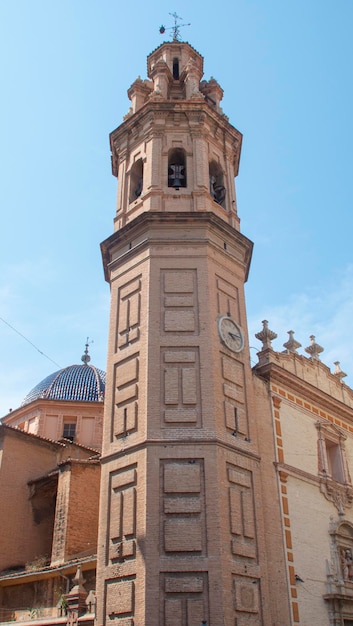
[0,429,59,571]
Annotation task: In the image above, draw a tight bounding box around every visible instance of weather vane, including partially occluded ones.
[159,12,190,42]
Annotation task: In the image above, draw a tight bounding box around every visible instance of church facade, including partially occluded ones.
[1,39,353,626]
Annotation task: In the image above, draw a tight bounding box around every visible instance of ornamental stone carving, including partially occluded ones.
[305,335,324,360]
[283,330,301,354]
[255,320,277,351]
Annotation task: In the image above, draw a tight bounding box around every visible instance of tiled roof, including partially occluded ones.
[21,364,106,406]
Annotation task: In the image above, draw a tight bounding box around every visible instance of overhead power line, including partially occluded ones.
[0,316,61,368]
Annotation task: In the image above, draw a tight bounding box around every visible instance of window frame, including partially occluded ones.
[62,421,76,442]
[316,420,351,485]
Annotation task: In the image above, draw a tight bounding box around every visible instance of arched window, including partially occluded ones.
[173,58,180,80]
[168,148,186,189]
[129,159,143,203]
[209,161,226,208]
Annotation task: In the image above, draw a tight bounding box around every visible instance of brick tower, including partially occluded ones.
[97,40,277,625]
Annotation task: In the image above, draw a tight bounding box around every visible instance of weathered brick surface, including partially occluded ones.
[0,428,59,571]
[97,41,287,626]
[0,423,100,586]
[2,399,104,450]
[68,463,100,559]
[97,207,268,626]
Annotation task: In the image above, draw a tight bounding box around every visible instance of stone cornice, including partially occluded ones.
[274,462,353,511]
[275,461,322,487]
[100,437,261,466]
[110,100,242,166]
[2,397,104,420]
[111,100,241,141]
[254,356,353,422]
[147,41,204,68]
[101,211,253,282]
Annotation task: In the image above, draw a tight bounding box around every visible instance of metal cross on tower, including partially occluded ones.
[159,12,191,42]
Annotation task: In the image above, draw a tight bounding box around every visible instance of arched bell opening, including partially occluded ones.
[129,159,143,203]
[168,148,187,189]
[209,161,226,208]
[173,57,180,80]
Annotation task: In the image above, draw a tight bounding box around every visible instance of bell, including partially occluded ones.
[168,164,185,188]
[171,176,182,188]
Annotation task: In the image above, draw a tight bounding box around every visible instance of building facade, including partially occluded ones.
[0,355,105,625]
[96,40,289,625]
[2,38,353,626]
[254,324,353,625]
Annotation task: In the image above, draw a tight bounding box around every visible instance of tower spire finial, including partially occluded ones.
[159,12,191,42]
[81,337,92,365]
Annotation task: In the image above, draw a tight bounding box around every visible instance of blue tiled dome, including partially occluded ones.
[21,364,106,406]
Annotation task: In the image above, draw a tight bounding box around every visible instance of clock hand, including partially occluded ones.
[228,332,240,340]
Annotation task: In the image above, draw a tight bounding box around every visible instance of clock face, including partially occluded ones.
[218,316,244,352]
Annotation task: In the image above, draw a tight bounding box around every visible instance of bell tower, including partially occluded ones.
[97,40,279,625]
[111,41,241,231]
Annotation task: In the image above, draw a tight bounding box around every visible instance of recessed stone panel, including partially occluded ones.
[165,575,204,593]
[216,275,240,320]
[108,465,137,565]
[225,401,247,435]
[237,583,257,612]
[164,295,194,307]
[231,539,257,559]
[223,382,244,403]
[228,467,251,488]
[105,577,135,620]
[165,599,182,626]
[114,402,138,437]
[164,497,201,514]
[164,310,195,332]
[164,351,196,363]
[161,269,199,335]
[222,355,243,383]
[161,460,206,557]
[233,576,260,616]
[164,409,197,423]
[162,348,201,427]
[164,518,202,552]
[162,572,209,626]
[112,354,139,439]
[116,276,142,351]
[187,599,205,624]
[164,271,194,293]
[164,463,201,493]
[227,463,257,563]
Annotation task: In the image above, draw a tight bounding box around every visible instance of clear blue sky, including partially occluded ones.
[1,0,353,416]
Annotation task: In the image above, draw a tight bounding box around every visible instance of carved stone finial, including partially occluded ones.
[255,320,277,351]
[333,361,347,381]
[305,335,324,361]
[65,565,88,618]
[71,565,86,593]
[283,330,302,354]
